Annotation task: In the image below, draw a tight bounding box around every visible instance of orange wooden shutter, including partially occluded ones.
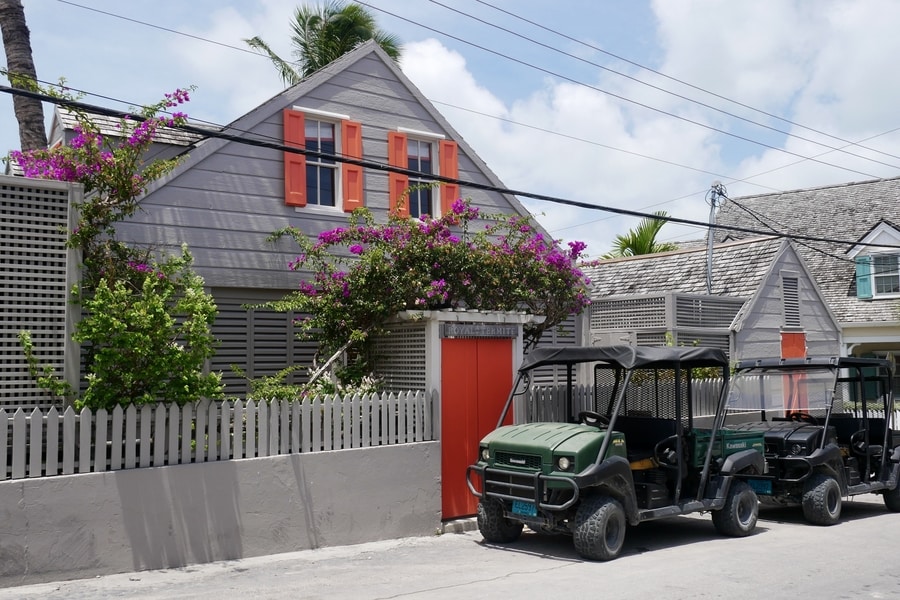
[342,120,364,212]
[388,131,409,218]
[283,109,306,207]
[439,140,459,215]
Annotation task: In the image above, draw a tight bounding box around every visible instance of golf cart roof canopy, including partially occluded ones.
[519,345,729,373]
[735,356,895,375]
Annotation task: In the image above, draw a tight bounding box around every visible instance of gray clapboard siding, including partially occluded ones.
[734,242,839,359]
[117,43,533,295]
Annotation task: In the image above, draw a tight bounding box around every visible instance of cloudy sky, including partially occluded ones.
[4,0,900,257]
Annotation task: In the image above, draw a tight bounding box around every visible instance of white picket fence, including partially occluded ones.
[1,391,436,482]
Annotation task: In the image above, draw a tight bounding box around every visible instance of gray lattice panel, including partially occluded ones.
[592,296,667,330]
[1,178,73,409]
[372,324,427,391]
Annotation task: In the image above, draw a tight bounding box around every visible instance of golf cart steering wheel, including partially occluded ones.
[788,411,819,425]
[578,410,609,427]
[654,434,680,471]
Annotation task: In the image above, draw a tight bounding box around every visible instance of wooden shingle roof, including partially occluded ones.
[53,109,212,147]
[713,176,900,323]
[584,236,783,299]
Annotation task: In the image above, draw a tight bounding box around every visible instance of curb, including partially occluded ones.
[441,517,478,534]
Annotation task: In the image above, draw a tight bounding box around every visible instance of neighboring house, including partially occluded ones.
[47,109,210,160]
[582,236,840,362]
[714,177,900,367]
[78,40,541,396]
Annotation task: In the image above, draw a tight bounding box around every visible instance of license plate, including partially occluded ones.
[746,478,772,495]
[512,499,537,517]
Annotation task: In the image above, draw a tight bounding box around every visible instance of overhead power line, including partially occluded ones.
[53,0,895,182]
[426,0,900,172]
[473,0,900,164]
[356,0,887,181]
[4,85,900,252]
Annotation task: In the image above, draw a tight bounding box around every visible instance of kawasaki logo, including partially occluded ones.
[726,441,748,450]
[509,457,527,465]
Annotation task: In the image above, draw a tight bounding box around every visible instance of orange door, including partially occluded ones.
[441,337,514,519]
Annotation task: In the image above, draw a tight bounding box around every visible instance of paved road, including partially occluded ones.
[3,496,900,599]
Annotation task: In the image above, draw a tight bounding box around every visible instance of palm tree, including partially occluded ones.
[0,0,47,150]
[602,210,678,259]
[245,1,401,86]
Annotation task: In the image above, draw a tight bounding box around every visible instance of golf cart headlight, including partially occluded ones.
[557,456,572,471]
[481,447,490,461]
[790,444,804,455]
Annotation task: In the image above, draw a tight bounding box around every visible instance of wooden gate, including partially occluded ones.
[440,337,514,519]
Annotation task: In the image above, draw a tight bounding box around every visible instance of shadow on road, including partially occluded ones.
[758,496,892,525]
[475,514,773,562]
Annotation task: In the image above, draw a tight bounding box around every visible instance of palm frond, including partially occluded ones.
[244,35,302,86]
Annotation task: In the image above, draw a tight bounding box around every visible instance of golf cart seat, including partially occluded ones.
[615,416,679,469]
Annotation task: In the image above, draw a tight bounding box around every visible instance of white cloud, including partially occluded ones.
[400,36,723,257]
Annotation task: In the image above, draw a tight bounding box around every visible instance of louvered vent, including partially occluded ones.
[675,296,744,328]
[209,289,317,397]
[1,179,73,409]
[782,277,801,328]
[531,315,579,385]
[635,331,668,346]
[371,323,427,391]
[672,332,731,355]
[592,296,666,330]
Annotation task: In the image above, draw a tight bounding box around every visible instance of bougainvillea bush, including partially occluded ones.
[12,86,223,408]
[11,88,192,291]
[269,198,591,376]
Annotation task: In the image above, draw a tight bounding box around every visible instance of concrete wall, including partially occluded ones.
[0,441,441,588]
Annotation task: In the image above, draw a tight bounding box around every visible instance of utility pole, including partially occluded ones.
[706,182,726,295]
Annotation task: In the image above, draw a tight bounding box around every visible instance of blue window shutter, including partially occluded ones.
[856,255,873,299]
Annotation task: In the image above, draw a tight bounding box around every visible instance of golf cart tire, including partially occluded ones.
[476,498,523,543]
[883,479,900,512]
[712,480,758,537]
[573,495,627,561]
[801,473,842,526]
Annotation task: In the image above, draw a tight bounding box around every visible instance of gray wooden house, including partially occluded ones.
[714,177,900,368]
[91,41,540,396]
[583,236,840,361]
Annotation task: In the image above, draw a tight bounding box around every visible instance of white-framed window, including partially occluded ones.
[406,137,435,218]
[388,128,457,219]
[856,253,900,299]
[873,253,900,295]
[304,117,338,208]
[847,222,900,300]
[283,107,364,213]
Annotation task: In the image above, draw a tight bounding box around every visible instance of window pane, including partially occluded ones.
[874,254,899,274]
[319,124,335,164]
[306,120,335,164]
[306,164,336,207]
[407,140,432,174]
[410,188,432,218]
[302,118,337,206]
[874,254,900,294]
[319,166,335,206]
[306,164,319,204]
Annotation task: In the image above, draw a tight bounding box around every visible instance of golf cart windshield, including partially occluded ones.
[726,367,836,414]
